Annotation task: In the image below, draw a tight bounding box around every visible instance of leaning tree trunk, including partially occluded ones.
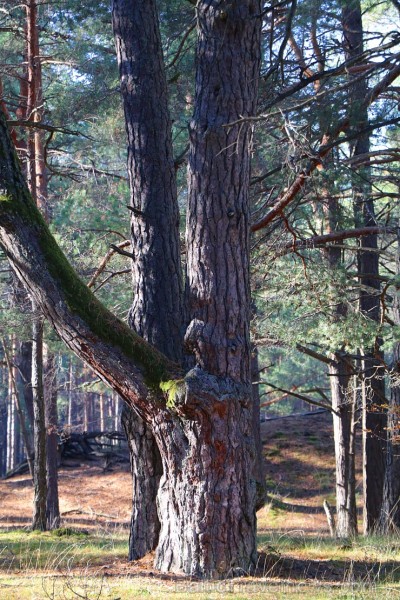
[112,0,184,560]
[342,0,387,533]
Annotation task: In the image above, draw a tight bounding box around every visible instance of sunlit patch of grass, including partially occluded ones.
[258,531,400,565]
[0,528,128,572]
[0,575,399,599]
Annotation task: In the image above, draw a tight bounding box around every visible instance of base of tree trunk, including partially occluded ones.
[122,405,162,560]
[153,368,257,578]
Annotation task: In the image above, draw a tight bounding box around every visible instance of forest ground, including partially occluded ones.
[0,411,399,598]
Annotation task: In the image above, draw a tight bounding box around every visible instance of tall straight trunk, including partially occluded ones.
[31,309,47,530]
[44,349,60,529]
[17,341,34,427]
[330,355,358,537]
[342,0,386,533]
[6,359,16,472]
[67,357,75,428]
[151,0,262,576]
[2,338,34,477]
[325,198,358,538]
[112,0,183,560]
[379,226,400,531]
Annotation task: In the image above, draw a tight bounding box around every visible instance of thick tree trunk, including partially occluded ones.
[0,0,261,577]
[342,0,387,533]
[31,310,47,531]
[112,0,183,561]
[154,369,257,577]
[166,0,261,576]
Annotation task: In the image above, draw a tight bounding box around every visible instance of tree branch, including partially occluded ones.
[251,60,400,232]
[0,108,181,419]
[260,381,337,415]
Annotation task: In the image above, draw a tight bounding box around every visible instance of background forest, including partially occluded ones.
[0,0,399,594]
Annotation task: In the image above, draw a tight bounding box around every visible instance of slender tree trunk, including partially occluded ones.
[44,349,60,529]
[330,355,358,537]
[2,339,34,477]
[342,0,387,533]
[17,341,34,428]
[67,357,75,429]
[324,199,358,538]
[379,225,400,531]
[251,343,267,510]
[32,309,47,531]
[6,354,16,473]
[112,0,184,560]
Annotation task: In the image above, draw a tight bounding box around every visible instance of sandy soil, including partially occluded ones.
[0,410,349,535]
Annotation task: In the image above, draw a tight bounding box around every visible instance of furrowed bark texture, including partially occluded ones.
[112,0,183,354]
[379,227,400,531]
[154,368,257,577]
[342,0,386,533]
[151,0,262,577]
[330,355,357,538]
[31,311,47,530]
[112,0,183,560]
[121,404,162,559]
[0,0,263,576]
[44,350,60,529]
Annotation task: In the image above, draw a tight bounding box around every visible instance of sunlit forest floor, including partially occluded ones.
[0,411,399,599]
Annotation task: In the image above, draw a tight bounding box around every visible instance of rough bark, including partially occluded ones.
[31,310,47,530]
[379,226,400,531]
[330,355,357,538]
[112,0,184,560]
[0,0,262,576]
[154,0,262,576]
[342,0,387,533]
[121,404,162,560]
[44,349,60,529]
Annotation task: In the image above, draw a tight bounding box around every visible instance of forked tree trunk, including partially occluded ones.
[342,0,387,533]
[0,0,261,577]
[112,0,184,560]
